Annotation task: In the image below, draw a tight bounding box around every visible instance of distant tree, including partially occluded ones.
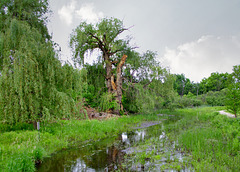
[199,72,229,94]
[191,82,200,96]
[226,65,240,118]
[174,74,193,96]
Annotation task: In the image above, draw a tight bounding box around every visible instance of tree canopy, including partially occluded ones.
[0,0,50,40]
[70,18,129,65]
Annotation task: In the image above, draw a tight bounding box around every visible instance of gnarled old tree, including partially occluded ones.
[70,18,132,113]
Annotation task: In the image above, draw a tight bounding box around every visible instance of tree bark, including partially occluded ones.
[104,53,127,113]
[104,53,112,93]
[115,55,127,111]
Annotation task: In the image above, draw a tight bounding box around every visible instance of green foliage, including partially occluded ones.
[85,63,105,91]
[199,72,229,94]
[226,65,240,117]
[205,89,227,106]
[0,122,34,133]
[226,88,240,117]
[0,2,86,124]
[33,146,45,163]
[0,114,163,171]
[174,74,193,96]
[174,94,202,108]
[173,72,229,97]
[172,107,240,171]
[122,50,176,112]
[7,153,35,172]
[173,88,228,108]
[135,84,155,113]
[122,87,139,113]
[0,0,51,40]
[83,63,106,107]
[99,92,119,112]
[70,17,129,65]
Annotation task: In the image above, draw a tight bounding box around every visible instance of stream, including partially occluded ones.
[37,116,191,171]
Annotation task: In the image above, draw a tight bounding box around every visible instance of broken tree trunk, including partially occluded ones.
[115,54,127,111]
[105,55,112,93]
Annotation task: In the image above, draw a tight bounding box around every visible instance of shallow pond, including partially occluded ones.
[37,116,191,171]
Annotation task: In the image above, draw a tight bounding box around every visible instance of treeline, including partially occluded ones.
[172,69,240,112]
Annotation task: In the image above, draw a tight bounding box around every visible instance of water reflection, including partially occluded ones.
[121,130,146,145]
[37,128,151,172]
[37,122,185,172]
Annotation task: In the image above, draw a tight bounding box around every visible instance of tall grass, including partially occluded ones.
[123,106,239,171]
[168,107,240,171]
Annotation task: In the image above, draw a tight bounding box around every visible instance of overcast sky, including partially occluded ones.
[47,0,240,82]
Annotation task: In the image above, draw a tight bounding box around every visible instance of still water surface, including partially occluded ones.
[37,118,188,171]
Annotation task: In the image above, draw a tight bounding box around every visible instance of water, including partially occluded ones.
[37,119,189,172]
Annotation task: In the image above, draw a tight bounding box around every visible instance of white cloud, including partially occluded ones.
[162,35,240,82]
[76,3,104,24]
[58,0,76,26]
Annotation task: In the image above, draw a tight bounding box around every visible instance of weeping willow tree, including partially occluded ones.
[83,63,106,107]
[122,50,175,113]
[0,0,85,124]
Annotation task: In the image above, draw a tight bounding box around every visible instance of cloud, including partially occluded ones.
[58,0,76,25]
[162,35,240,82]
[76,3,104,24]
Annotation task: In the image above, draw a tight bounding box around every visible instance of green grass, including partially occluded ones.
[2,107,240,171]
[167,107,240,171]
[0,112,163,172]
[121,106,240,171]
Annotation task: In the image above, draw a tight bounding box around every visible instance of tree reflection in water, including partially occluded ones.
[37,125,159,172]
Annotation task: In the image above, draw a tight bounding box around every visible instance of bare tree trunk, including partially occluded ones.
[104,54,127,114]
[115,55,127,111]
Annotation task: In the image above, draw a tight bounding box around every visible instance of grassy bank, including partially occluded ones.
[175,107,240,171]
[0,113,162,171]
[124,106,240,171]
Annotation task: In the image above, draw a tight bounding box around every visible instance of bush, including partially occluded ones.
[174,94,202,108]
[205,90,227,106]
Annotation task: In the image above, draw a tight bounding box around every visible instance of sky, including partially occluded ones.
[47,0,240,82]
